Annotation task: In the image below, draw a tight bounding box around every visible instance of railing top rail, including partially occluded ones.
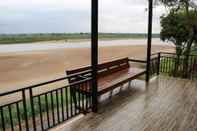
[160,52,197,57]
[151,52,160,56]
[128,58,147,63]
[0,70,92,97]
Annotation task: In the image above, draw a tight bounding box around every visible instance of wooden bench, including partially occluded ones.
[66,58,145,101]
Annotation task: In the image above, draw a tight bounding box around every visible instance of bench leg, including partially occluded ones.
[109,90,113,98]
[119,84,124,92]
[98,95,101,103]
[128,81,132,89]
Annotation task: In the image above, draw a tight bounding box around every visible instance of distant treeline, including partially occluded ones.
[0,33,160,44]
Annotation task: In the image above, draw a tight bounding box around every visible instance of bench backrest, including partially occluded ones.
[66,58,129,83]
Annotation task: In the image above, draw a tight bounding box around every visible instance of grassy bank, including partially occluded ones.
[0,33,160,44]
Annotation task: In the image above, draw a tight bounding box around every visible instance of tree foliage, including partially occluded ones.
[159,0,197,55]
[158,0,197,77]
[158,0,197,8]
[160,9,197,54]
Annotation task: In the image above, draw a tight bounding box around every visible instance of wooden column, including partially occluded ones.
[146,0,153,82]
[91,0,98,112]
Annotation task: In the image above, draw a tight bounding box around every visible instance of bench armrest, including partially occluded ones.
[128,59,146,64]
[78,75,89,79]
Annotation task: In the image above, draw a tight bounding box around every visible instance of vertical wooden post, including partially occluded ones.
[91,0,98,112]
[29,88,36,131]
[146,0,153,82]
[157,53,161,75]
[22,90,29,131]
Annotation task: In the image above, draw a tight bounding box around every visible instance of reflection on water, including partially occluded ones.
[0,38,173,53]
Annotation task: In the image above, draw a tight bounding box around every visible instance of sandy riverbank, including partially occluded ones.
[0,44,174,94]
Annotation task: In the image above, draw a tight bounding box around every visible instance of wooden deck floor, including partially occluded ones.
[52,75,197,131]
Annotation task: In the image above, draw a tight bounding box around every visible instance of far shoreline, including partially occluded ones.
[0,37,151,45]
[0,33,160,44]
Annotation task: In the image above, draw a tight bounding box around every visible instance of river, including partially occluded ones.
[0,38,173,53]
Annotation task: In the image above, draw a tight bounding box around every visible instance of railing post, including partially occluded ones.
[29,88,36,131]
[22,90,29,131]
[157,53,161,75]
[0,107,5,131]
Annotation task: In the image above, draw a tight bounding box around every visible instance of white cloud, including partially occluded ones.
[0,0,90,12]
[0,0,165,34]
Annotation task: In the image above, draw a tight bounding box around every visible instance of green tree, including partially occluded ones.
[158,0,197,77]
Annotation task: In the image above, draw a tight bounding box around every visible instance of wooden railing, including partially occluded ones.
[150,52,197,79]
[0,70,93,131]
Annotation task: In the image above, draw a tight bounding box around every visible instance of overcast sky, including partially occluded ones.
[0,0,166,34]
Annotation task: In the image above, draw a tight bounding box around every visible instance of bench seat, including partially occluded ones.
[97,67,145,95]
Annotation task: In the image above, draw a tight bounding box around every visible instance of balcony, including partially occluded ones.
[0,52,196,131]
[52,75,197,131]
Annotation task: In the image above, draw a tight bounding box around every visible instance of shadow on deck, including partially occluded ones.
[52,75,197,131]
